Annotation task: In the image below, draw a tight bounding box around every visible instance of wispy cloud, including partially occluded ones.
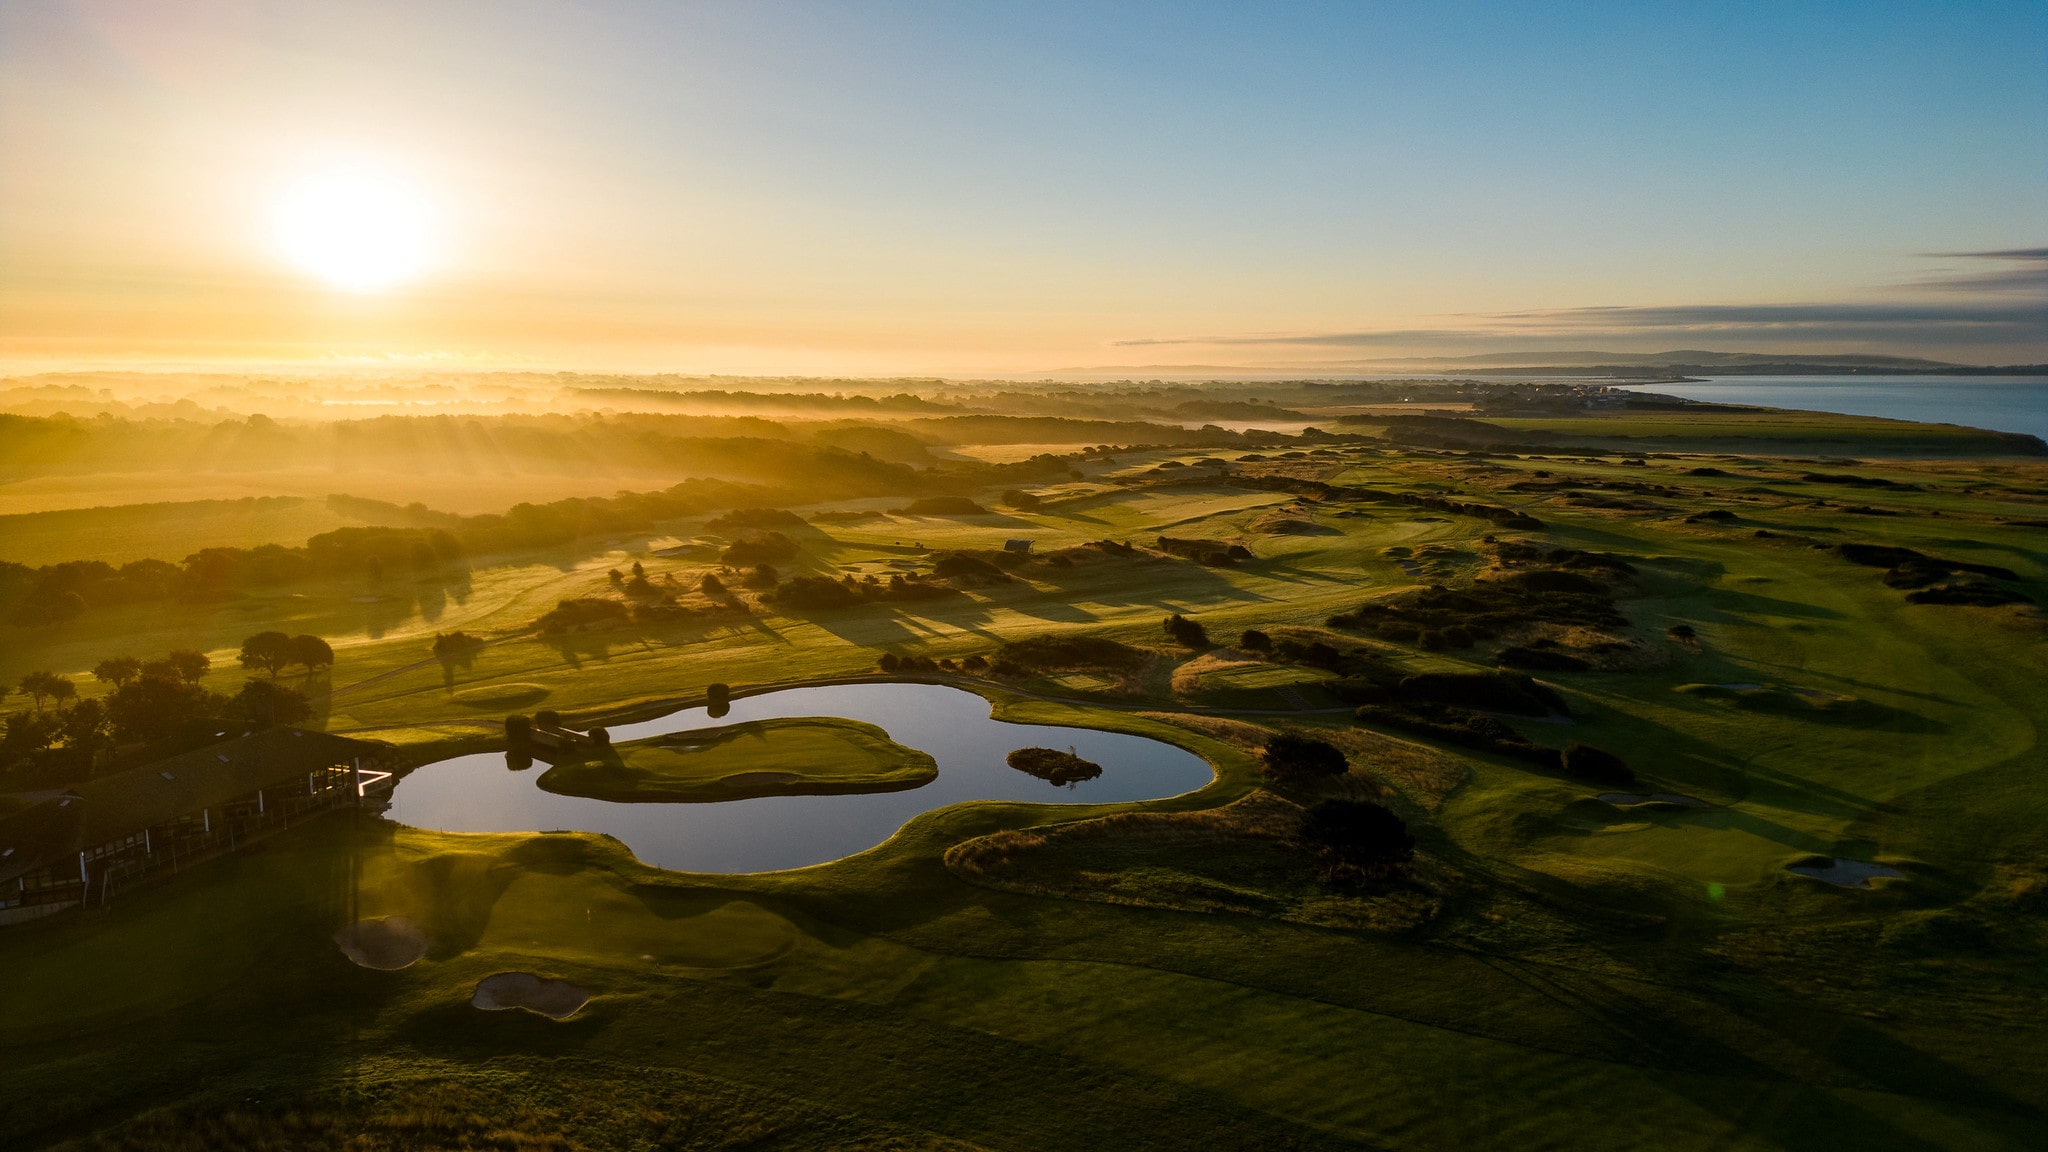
[1116,247,2048,354]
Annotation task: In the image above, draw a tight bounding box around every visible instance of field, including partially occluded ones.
[2,385,2046,1150]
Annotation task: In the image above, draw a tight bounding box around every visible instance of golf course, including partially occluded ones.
[2,385,2045,1151]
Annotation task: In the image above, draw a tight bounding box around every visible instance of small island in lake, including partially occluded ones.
[539,717,937,803]
[1006,746,1104,786]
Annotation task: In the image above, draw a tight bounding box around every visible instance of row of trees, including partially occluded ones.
[4,640,321,786]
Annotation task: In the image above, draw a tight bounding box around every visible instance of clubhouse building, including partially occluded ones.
[0,728,392,926]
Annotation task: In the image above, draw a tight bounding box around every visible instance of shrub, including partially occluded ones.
[699,572,727,594]
[931,552,1010,583]
[878,653,900,672]
[771,576,862,610]
[899,496,987,516]
[1001,489,1043,510]
[721,531,799,566]
[1239,629,1272,652]
[535,710,561,728]
[1496,645,1590,672]
[707,507,804,533]
[742,565,779,589]
[504,714,531,743]
[536,598,631,635]
[997,635,1149,672]
[1667,623,1697,640]
[1163,614,1209,648]
[588,726,610,749]
[1006,746,1103,785]
[1561,743,1634,786]
[705,683,730,705]
[1260,732,1349,781]
[1301,799,1414,881]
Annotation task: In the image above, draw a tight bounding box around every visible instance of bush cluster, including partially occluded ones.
[1005,746,1103,785]
[1156,536,1253,566]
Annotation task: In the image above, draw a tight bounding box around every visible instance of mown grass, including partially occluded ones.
[539,716,938,802]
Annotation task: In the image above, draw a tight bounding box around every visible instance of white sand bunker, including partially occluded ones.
[334,916,428,970]
[1789,858,1905,888]
[471,972,591,1019]
[1599,792,1708,809]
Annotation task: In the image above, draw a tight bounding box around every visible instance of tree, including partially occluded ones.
[166,649,211,683]
[17,671,72,710]
[236,679,311,727]
[238,632,295,677]
[1300,799,1414,881]
[1001,488,1043,510]
[58,698,112,759]
[631,560,646,579]
[107,676,219,744]
[742,565,779,589]
[288,634,334,672]
[0,709,61,763]
[92,657,143,687]
[1259,732,1349,782]
[1163,613,1209,648]
[1239,629,1272,653]
[699,572,727,595]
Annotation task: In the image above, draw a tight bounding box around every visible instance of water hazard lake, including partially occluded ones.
[383,683,1214,873]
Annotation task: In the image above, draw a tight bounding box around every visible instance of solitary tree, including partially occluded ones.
[166,649,211,683]
[699,572,727,595]
[92,657,142,687]
[238,631,296,677]
[288,634,335,672]
[1239,629,1272,653]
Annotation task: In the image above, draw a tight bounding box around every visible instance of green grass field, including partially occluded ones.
[3,404,2046,1150]
[538,716,939,802]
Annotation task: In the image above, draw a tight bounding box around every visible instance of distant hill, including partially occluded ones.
[1375,350,1964,369]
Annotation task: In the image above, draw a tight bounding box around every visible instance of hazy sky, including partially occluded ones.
[3,1,2044,372]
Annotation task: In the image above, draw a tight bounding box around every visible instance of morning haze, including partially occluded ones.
[2,4,2046,1150]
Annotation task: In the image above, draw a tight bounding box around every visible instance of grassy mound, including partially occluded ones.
[538,717,937,803]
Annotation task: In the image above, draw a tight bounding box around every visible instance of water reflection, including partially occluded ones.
[385,683,1214,873]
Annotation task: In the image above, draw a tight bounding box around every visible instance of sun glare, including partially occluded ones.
[272,164,434,292]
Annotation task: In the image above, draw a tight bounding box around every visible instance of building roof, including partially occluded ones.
[1,728,383,883]
[1003,539,1034,552]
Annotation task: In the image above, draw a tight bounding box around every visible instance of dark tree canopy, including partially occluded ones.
[1163,613,1210,648]
[239,631,295,677]
[1260,732,1349,781]
[1301,799,1415,881]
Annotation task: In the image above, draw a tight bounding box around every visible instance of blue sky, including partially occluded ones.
[2,0,2042,369]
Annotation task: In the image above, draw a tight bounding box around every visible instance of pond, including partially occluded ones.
[383,682,1214,873]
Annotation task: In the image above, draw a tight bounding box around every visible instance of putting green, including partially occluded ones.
[538,716,938,803]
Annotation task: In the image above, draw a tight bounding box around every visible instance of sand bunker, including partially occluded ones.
[333,916,428,970]
[471,972,590,1019]
[1788,858,1905,888]
[1598,792,1708,809]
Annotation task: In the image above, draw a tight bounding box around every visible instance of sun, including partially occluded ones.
[272,164,434,292]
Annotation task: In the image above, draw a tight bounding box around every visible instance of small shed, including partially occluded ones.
[1002,539,1034,554]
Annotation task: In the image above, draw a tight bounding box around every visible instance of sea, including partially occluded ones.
[1616,375,2048,443]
